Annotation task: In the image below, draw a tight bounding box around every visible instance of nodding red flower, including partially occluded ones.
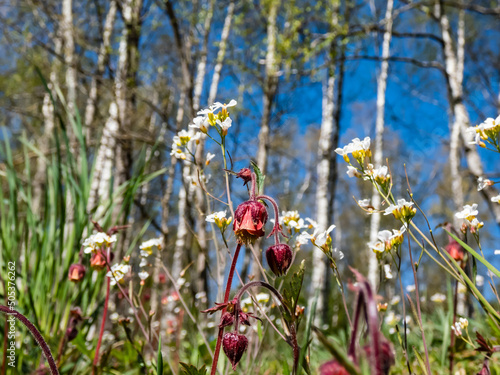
[233,201,268,244]
[68,264,86,282]
[363,339,395,375]
[236,168,252,186]
[90,251,107,270]
[219,312,235,328]
[319,360,350,375]
[446,239,465,263]
[266,243,293,277]
[222,332,248,370]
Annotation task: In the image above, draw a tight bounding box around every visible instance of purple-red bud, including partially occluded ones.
[266,243,293,277]
[233,201,268,244]
[319,360,350,375]
[363,339,395,375]
[222,332,248,370]
[219,312,235,328]
[68,264,86,282]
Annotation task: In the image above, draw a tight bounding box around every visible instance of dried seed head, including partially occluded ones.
[233,201,268,244]
[222,332,248,370]
[236,168,252,186]
[68,264,86,282]
[266,243,293,277]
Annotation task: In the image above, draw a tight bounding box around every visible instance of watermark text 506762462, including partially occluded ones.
[6,261,16,367]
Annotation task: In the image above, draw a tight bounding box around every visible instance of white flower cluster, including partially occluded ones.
[368,226,406,254]
[83,232,117,254]
[455,204,483,230]
[106,263,131,286]
[335,137,371,157]
[467,115,500,145]
[451,318,469,336]
[137,238,162,282]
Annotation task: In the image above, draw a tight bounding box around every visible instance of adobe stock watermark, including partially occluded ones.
[6,261,17,367]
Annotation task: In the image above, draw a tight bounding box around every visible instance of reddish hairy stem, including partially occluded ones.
[250,172,257,201]
[256,195,281,244]
[210,243,242,375]
[0,306,59,375]
[93,248,111,373]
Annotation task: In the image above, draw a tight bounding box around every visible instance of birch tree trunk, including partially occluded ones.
[62,0,77,126]
[368,0,394,289]
[84,0,117,139]
[436,0,500,224]
[313,66,336,325]
[88,0,143,218]
[33,37,62,213]
[256,0,279,175]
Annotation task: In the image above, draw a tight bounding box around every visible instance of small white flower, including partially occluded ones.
[335,137,371,156]
[384,199,414,216]
[170,144,187,160]
[206,152,215,164]
[390,296,400,305]
[455,204,479,221]
[140,250,150,258]
[494,250,500,255]
[477,177,492,191]
[305,218,318,228]
[491,195,500,203]
[476,275,484,287]
[206,211,227,223]
[315,225,336,247]
[139,258,148,268]
[216,117,232,133]
[384,311,401,326]
[140,238,162,255]
[430,293,446,303]
[459,317,468,329]
[138,271,149,280]
[358,199,370,208]
[406,284,416,293]
[83,233,117,254]
[346,166,361,178]
[384,264,393,279]
[189,116,210,133]
[451,322,462,336]
[106,264,131,286]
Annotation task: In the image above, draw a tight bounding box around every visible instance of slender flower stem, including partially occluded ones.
[256,195,281,244]
[0,306,59,375]
[210,243,242,375]
[406,231,432,375]
[93,271,110,372]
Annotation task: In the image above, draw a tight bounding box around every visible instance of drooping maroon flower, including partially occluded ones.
[319,360,350,375]
[236,168,252,186]
[363,339,395,375]
[90,251,107,270]
[266,243,293,277]
[446,239,464,262]
[68,264,86,282]
[233,200,268,244]
[219,312,235,328]
[222,332,248,370]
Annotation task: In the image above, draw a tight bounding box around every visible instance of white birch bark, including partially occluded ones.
[62,0,77,124]
[312,69,336,324]
[88,0,142,216]
[256,0,279,175]
[33,37,62,213]
[437,1,500,224]
[368,0,394,289]
[84,1,117,135]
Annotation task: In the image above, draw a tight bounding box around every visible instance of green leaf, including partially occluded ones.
[251,160,266,195]
[313,328,360,375]
[179,363,207,375]
[413,346,430,375]
[157,337,163,375]
[283,260,305,314]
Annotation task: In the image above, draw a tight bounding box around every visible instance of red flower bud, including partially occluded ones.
[363,339,395,375]
[222,332,248,370]
[68,264,86,282]
[445,239,464,262]
[319,360,350,375]
[266,243,293,276]
[90,251,107,270]
[233,201,268,244]
[219,312,235,328]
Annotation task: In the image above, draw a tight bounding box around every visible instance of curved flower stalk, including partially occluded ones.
[0,306,59,375]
